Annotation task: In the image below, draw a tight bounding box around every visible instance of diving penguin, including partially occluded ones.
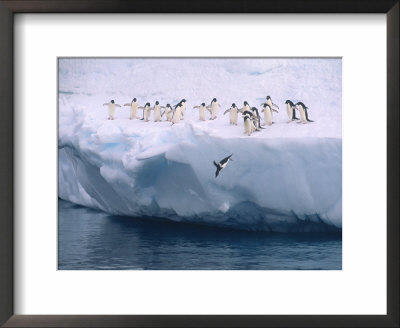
[213,154,233,178]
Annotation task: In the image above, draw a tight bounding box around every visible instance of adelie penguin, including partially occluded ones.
[265,96,279,112]
[171,102,183,125]
[161,104,174,121]
[243,114,253,136]
[179,99,187,119]
[241,110,257,134]
[285,100,299,122]
[261,103,274,126]
[152,101,163,122]
[124,97,139,120]
[206,98,220,120]
[239,101,251,114]
[223,103,239,125]
[296,101,314,123]
[103,100,121,120]
[193,103,207,121]
[213,154,233,178]
[138,102,152,122]
[250,107,264,130]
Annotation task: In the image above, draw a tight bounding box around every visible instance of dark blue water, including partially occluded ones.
[58,199,342,270]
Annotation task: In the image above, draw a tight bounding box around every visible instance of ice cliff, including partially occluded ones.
[58,58,342,232]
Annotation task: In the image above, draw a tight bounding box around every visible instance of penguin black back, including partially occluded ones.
[285,100,295,107]
[296,101,308,109]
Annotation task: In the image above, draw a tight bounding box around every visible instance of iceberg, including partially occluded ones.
[58,58,342,232]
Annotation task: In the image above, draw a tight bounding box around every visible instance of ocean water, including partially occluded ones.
[58,199,342,270]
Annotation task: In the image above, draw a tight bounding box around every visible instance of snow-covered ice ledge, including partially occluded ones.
[59,109,341,233]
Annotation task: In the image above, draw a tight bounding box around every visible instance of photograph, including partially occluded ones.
[58,58,342,270]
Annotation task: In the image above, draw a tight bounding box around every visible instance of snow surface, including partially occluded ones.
[58,58,342,232]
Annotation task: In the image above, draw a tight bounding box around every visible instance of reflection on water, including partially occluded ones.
[58,199,342,270]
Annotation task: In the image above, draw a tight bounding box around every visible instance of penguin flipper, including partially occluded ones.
[213,161,219,168]
[215,170,219,178]
[223,109,230,115]
[220,154,233,163]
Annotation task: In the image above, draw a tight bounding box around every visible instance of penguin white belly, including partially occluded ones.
[166,110,173,121]
[244,119,252,136]
[172,108,182,124]
[130,103,138,119]
[144,108,151,121]
[233,109,238,124]
[211,103,218,119]
[286,103,292,120]
[154,106,162,121]
[199,107,206,121]
[229,110,234,124]
[264,108,272,125]
[229,109,238,124]
[299,106,307,123]
[109,104,116,119]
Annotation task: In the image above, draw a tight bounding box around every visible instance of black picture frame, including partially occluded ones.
[0,1,398,327]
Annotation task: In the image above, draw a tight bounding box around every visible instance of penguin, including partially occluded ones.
[213,154,233,178]
[296,102,314,123]
[193,103,207,121]
[179,99,187,119]
[152,101,162,122]
[250,107,264,130]
[206,98,220,120]
[171,103,183,124]
[243,115,253,136]
[161,104,174,121]
[284,100,299,122]
[239,101,251,114]
[265,96,279,112]
[223,103,239,125]
[123,97,139,120]
[261,103,273,126]
[138,102,152,122]
[103,100,121,120]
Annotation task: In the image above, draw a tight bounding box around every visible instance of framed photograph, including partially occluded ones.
[1,1,398,327]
